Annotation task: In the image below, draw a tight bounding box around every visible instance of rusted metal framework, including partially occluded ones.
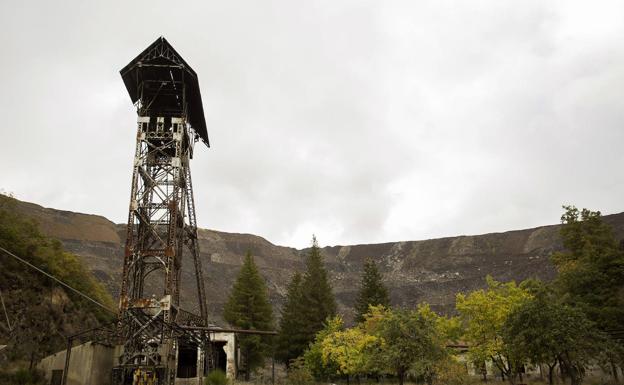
[55,36,276,385]
[116,36,209,385]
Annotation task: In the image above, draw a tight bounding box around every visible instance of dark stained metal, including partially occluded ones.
[58,37,276,385]
[115,36,210,385]
[181,326,278,335]
[120,36,210,147]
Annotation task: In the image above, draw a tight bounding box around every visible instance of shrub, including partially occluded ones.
[432,357,470,385]
[0,369,46,385]
[205,369,229,385]
[286,357,314,385]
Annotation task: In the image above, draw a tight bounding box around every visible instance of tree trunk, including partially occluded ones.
[244,346,251,381]
[559,357,567,383]
[398,368,405,385]
[570,369,581,385]
[505,365,516,385]
[547,363,555,385]
[29,350,35,370]
[427,371,434,385]
[563,360,580,385]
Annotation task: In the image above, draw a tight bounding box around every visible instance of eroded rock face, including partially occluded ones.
[11,199,624,325]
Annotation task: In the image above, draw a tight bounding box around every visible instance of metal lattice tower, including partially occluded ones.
[116,37,209,385]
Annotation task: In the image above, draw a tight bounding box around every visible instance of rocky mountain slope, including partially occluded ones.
[0,196,114,366]
[10,198,624,324]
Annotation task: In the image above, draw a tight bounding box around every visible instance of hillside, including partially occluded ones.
[0,195,115,367]
[7,196,624,324]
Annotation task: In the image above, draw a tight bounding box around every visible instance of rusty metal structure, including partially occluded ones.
[42,36,277,385]
[115,36,210,385]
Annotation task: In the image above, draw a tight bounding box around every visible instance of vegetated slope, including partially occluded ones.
[7,196,624,324]
[0,195,115,367]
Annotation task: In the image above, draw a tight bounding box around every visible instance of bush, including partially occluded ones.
[0,369,46,385]
[286,357,314,385]
[432,357,471,385]
[205,369,229,385]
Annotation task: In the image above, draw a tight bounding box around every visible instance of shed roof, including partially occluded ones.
[120,37,209,146]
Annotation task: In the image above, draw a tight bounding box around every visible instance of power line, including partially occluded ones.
[0,246,117,314]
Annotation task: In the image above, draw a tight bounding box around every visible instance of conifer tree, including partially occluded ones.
[275,236,337,366]
[275,272,307,365]
[223,251,274,379]
[354,258,390,323]
[299,236,337,346]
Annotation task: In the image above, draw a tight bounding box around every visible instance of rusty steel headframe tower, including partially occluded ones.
[116,36,209,384]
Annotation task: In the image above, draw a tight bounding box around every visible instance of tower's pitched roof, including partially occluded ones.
[120,37,209,146]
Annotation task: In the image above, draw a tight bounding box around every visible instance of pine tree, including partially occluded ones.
[275,236,337,366]
[223,251,274,379]
[354,258,390,323]
[275,272,307,365]
[299,236,337,347]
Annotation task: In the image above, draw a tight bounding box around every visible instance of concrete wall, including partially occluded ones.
[173,332,236,385]
[38,342,114,385]
[212,332,236,379]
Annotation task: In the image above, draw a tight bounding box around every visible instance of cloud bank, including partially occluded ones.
[1,1,623,248]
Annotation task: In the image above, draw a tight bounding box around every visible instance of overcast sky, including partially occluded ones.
[1,1,623,248]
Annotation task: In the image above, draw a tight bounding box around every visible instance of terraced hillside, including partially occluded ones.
[9,197,624,324]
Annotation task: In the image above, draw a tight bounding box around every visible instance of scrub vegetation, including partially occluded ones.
[0,194,114,376]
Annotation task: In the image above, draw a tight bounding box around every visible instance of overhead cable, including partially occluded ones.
[0,246,117,314]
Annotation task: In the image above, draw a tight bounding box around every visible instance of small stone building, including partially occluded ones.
[38,342,114,385]
[38,332,236,385]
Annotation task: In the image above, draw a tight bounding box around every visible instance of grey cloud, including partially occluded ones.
[1,1,623,248]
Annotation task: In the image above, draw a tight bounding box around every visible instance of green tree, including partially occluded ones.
[354,258,390,323]
[299,236,337,348]
[552,207,624,328]
[416,303,463,344]
[275,272,307,365]
[456,276,531,385]
[223,251,274,379]
[503,288,609,385]
[552,206,624,377]
[368,306,446,385]
[320,321,381,382]
[304,316,344,381]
